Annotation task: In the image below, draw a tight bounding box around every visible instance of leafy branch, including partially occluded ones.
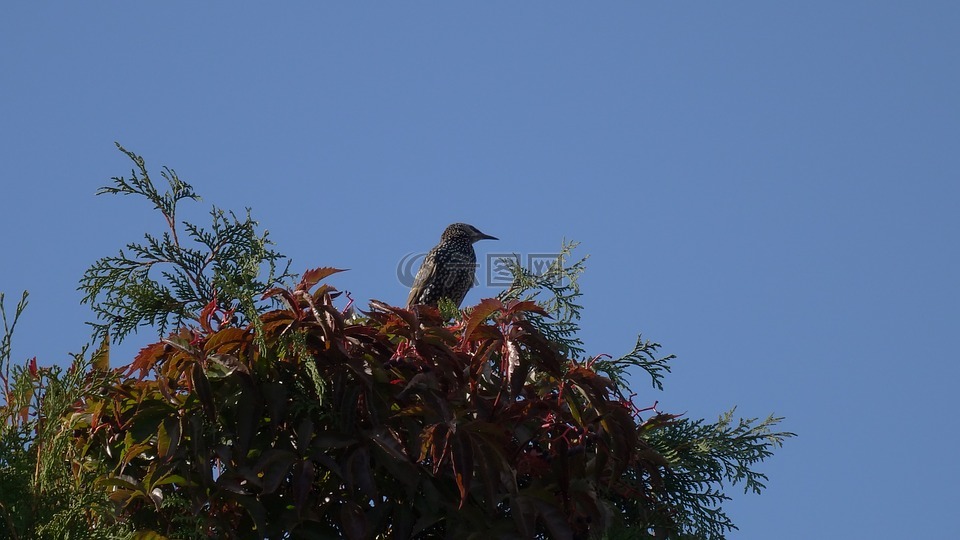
[1,291,29,400]
[78,143,296,343]
[498,240,588,358]
[1,295,128,539]
[641,409,796,538]
[594,335,677,391]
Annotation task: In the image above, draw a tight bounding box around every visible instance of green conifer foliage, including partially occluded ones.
[0,293,129,539]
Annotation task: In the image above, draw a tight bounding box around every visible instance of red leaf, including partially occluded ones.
[369,431,420,486]
[261,288,305,320]
[599,404,639,478]
[198,297,217,333]
[465,325,502,342]
[340,501,367,540]
[259,310,296,336]
[504,299,551,319]
[256,449,297,494]
[260,287,285,300]
[368,300,420,334]
[346,446,377,500]
[190,364,215,419]
[202,327,249,354]
[293,459,315,511]
[565,366,614,403]
[127,343,165,379]
[451,431,474,508]
[460,298,503,346]
[533,496,575,540]
[511,493,538,537]
[418,424,444,463]
[298,267,347,292]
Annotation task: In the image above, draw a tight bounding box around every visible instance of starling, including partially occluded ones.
[407,223,498,308]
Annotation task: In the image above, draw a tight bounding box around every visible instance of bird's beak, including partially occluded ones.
[476,231,498,241]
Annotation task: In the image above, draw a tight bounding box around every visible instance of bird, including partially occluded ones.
[407,223,498,308]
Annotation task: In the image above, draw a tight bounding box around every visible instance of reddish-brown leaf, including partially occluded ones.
[261,288,304,319]
[466,324,503,342]
[292,459,315,511]
[599,404,639,478]
[190,364,215,419]
[234,381,260,457]
[128,342,165,379]
[515,320,565,377]
[511,493,538,538]
[202,327,249,354]
[369,431,421,487]
[346,446,377,500]
[460,298,503,346]
[534,495,575,540]
[451,431,474,508]
[298,267,347,292]
[198,297,217,333]
[369,300,420,333]
[504,299,551,319]
[259,309,295,337]
[566,366,614,404]
[256,449,297,494]
[340,501,367,540]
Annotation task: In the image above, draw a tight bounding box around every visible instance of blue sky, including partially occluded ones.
[2,2,958,537]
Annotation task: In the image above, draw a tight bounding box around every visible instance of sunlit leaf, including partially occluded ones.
[460,298,503,346]
[203,327,249,354]
[92,334,110,371]
[298,267,347,292]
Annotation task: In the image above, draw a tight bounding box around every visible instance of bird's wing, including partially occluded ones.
[406,249,437,307]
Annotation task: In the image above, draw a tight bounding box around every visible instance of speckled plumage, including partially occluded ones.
[407,223,498,308]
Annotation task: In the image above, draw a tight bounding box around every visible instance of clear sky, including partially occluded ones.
[2,2,958,537]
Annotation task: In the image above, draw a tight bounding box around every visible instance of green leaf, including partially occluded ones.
[91,334,110,370]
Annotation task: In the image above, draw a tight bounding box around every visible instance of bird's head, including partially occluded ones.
[442,223,498,243]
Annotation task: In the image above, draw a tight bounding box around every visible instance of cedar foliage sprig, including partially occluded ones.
[497,240,587,358]
[595,335,676,391]
[0,293,129,539]
[638,409,796,539]
[493,245,794,539]
[495,244,673,392]
[78,143,295,343]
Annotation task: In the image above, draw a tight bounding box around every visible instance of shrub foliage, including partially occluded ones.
[1,147,793,539]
